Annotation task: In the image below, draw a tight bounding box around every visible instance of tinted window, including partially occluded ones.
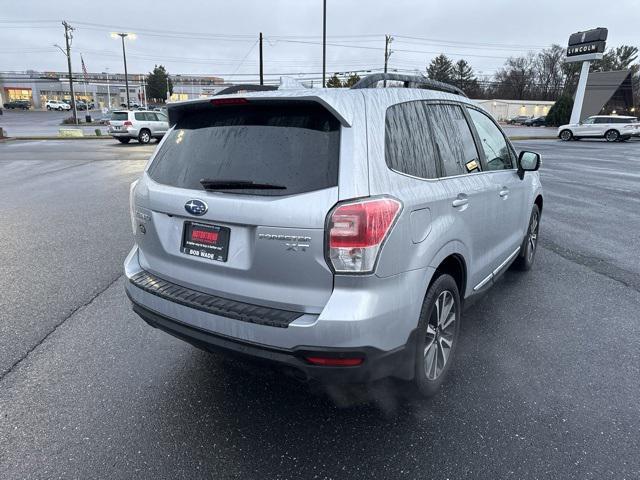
[583,117,596,125]
[594,117,608,124]
[147,102,340,196]
[145,112,159,121]
[157,113,168,122]
[467,108,513,170]
[385,102,439,179]
[134,112,146,121]
[427,104,480,177]
[111,112,128,121]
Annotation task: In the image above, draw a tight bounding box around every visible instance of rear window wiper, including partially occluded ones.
[199,178,287,190]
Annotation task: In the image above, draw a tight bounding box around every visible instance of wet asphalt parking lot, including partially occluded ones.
[0,138,638,479]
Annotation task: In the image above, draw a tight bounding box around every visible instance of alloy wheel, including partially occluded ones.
[527,211,539,261]
[424,290,456,380]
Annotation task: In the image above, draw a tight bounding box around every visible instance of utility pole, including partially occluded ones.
[322,0,327,87]
[383,35,393,87]
[62,21,78,124]
[259,32,264,86]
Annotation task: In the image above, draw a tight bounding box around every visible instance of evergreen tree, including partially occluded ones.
[326,73,343,88]
[451,59,476,92]
[427,54,454,83]
[146,65,173,102]
[343,72,361,88]
[546,95,574,126]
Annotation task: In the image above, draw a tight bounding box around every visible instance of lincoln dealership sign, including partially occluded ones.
[566,27,608,62]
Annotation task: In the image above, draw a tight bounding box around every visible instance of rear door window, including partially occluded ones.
[427,104,480,177]
[147,102,340,196]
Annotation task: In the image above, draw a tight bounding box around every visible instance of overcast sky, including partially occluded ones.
[1,0,639,83]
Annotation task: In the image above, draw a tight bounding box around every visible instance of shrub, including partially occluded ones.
[546,95,574,126]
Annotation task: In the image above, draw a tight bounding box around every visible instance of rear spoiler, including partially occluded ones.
[167,96,351,128]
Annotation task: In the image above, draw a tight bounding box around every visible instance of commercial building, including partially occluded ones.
[0,71,225,109]
[473,99,556,122]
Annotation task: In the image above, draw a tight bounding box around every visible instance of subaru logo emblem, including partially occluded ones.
[184,199,208,216]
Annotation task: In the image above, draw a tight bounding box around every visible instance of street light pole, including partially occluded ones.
[112,32,135,107]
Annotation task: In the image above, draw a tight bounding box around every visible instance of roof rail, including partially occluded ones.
[215,84,278,95]
[350,73,467,97]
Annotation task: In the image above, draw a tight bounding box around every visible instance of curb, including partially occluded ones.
[2,136,112,141]
[508,136,557,141]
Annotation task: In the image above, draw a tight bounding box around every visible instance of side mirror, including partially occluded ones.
[517,151,541,179]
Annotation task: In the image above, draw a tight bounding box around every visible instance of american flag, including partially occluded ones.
[81,54,88,81]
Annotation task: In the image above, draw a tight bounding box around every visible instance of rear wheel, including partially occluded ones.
[513,205,540,271]
[559,129,572,141]
[605,129,620,142]
[138,129,151,144]
[414,274,461,397]
[47,106,51,110]
[117,138,131,144]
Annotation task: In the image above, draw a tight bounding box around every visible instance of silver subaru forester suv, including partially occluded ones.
[125,75,543,396]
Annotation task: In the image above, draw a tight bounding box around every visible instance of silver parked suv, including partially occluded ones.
[125,75,543,396]
[109,110,169,144]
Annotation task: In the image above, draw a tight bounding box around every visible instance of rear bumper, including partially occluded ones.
[129,295,416,383]
[124,246,430,383]
[109,128,138,138]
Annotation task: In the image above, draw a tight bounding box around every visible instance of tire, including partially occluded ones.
[117,138,131,144]
[559,129,573,141]
[605,129,619,142]
[414,274,462,397]
[47,106,51,110]
[512,205,540,271]
[138,129,151,144]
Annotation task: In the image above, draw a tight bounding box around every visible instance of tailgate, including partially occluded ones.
[133,99,348,313]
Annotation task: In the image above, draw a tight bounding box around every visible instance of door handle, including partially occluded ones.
[499,187,509,198]
[452,194,469,208]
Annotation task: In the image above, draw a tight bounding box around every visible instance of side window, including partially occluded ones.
[134,112,145,121]
[385,102,439,179]
[426,104,480,176]
[467,108,513,171]
[582,117,596,125]
[594,117,607,124]
[157,113,168,122]
[146,112,159,121]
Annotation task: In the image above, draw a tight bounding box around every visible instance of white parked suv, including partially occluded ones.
[108,110,169,144]
[45,100,71,111]
[558,115,639,142]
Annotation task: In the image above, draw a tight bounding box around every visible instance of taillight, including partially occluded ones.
[123,120,133,126]
[327,197,402,273]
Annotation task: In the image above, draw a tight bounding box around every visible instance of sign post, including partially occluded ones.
[565,27,607,123]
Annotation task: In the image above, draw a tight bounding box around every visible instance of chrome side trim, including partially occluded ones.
[473,273,493,292]
[492,247,521,276]
[473,246,521,292]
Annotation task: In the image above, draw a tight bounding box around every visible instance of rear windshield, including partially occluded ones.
[147,102,340,196]
[111,112,129,121]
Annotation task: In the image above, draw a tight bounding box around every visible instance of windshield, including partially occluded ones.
[147,102,341,196]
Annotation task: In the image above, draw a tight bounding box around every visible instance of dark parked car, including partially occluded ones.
[524,116,546,127]
[508,115,531,125]
[3,100,30,110]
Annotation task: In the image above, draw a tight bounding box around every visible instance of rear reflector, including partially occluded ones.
[305,356,364,367]
[211,98,248,106]
[327,197,402,273]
